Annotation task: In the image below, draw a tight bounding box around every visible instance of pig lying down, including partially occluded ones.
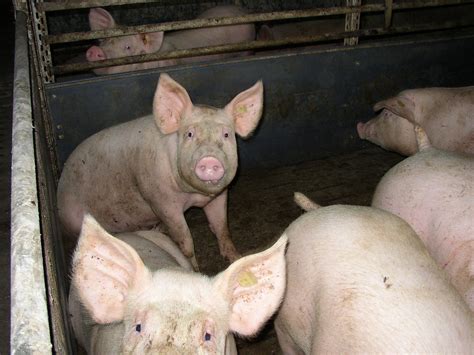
[372,126,474,310]
[57,73,264,268]
[357,86,474,155]
[69,214,287,354]
[275,193,472,354]
[87,6,256,75]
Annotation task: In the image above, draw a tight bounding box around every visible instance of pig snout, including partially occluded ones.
[356,121,367,138]
[195,156,224,183]
[86,45,106,62]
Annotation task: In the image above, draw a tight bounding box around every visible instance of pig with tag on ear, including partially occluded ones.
[57,73,264,270]
[356,86,474,155]
[68,214,287,354]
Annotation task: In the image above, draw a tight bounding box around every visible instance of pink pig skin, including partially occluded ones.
[68,215,287,354]
[275,195,472,354]
[372,126,474,311]
[87,6,255,74]
[57,74,264,268]
[357,86,474,155]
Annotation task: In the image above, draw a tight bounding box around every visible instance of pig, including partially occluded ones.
[68,214,287,354]
[274,193,473,354]
[86,6,255,75]
[57,73,264,269]
[372,126,474,310]
[357,86,474,155]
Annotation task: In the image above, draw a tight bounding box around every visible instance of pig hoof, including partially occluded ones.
[190,255,200,272]
[224,250,241,263]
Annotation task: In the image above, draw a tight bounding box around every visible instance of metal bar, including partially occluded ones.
[54,21,474,75]
[39,0,191,12]
[344,0,361,46]
[46,0,474,45]
[385,0,394,28]
[47,5,382,45]
[10,10,52,354]
[29,0,55,83]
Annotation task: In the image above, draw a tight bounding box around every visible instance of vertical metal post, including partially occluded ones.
[344,0,361,46]
[385,0,394,28]
[28,0,55,83]
[11,10,52,354]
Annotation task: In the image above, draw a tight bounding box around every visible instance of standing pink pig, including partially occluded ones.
[69,214,287,354]
[275,193,472,354]
[357,86,474,155]
[57,73,264,268]
[372,126,473,310]
[86,6,255,75]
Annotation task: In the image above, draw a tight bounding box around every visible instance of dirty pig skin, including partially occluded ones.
[57,73,264,269]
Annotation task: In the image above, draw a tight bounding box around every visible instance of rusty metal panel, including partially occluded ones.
[45,34,474,171]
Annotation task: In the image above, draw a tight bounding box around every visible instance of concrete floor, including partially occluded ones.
[0,2,14,353]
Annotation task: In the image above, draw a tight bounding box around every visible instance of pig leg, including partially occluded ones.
[204,190,241,262]
[151,206,199,270]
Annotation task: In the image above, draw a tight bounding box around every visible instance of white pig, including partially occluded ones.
[57,73,264,268]
[357,86,474,155]
[372,126,474,310]
[86,6,255,75]
[68,214,287,354]
[274,193,472,354]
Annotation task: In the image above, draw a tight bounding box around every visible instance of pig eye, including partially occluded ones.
[204,332,212,341]
[135,324,142,333]
[186,128,195,139]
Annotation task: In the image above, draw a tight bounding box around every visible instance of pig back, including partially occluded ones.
[372,146,474,309]
[277,205,472,354]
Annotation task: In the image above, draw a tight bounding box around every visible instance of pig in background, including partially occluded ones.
[86,6,255,75]
[68,214,287,354]
[372,126,474,311]
[57,73,264,269]
[275,193,472,354]
[357,86,474,155]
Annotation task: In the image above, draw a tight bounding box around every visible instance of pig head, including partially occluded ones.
[372,126,474,310]
[69,214,287,354]
[357,86,474,155]
[57,73,264,268]
[86,6,255,75]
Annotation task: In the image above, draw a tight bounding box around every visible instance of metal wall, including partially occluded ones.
[47,33,474,172]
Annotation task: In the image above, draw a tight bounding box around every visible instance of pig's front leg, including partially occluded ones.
[204,190,241,262]
[150,205,199,270]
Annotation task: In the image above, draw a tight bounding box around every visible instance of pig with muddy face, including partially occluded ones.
[87,6,255,75]
[357,86,474,155]
[372,126,474,310]
[69,214,287,354]
[57,74,264,268]
[275,194,472,354]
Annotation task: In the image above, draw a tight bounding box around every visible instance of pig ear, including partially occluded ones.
[225,81,264,138]
[140,32,165,52]
[89,8,116,30]
[373,96,416,123]
[153,73,193,134]
[213,234,287,336]
[71,214,151,324]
